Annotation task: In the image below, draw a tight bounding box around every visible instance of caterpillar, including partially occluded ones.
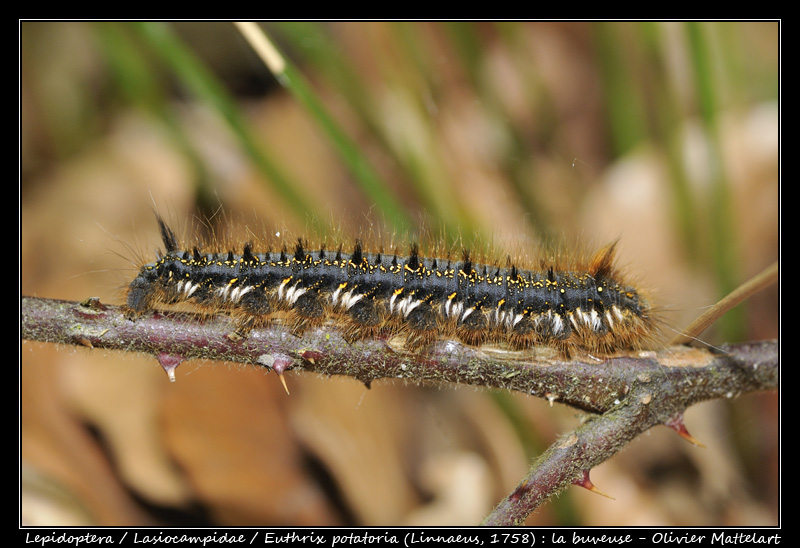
[126,216,655,356]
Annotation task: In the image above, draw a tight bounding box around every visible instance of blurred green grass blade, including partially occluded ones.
[280,61,413,233]
[93,22,161,108]
[379,23,480,239]
[593,22,648,157]
[442,22,556,239]
[92,22,217,211]
[236,22,413,235]
[444,21,483,87]
[129,21,318,225]
[268,22,376,130]
[635,21,700,262]
[685,22,743,340]
[686,22,720,128]
[271,22,471,240]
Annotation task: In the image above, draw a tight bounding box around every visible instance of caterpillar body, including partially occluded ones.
[126,217,655,355]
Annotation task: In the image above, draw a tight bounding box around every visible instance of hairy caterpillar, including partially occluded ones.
[126,216,655,356]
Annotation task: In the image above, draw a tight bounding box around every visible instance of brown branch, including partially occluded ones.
[482,337,778,525]
[20,296,779,525]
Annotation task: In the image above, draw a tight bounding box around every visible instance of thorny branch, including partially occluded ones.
[21,296,779,525]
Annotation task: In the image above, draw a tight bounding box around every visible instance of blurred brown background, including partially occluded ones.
[20,21,779,526]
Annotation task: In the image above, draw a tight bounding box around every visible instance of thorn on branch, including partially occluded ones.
[573,470,614,500]
[257,353,295,395]
[664,412,705,447]
[156,353,184,383]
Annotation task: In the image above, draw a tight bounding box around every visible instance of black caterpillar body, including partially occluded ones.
[127,217,653,354]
